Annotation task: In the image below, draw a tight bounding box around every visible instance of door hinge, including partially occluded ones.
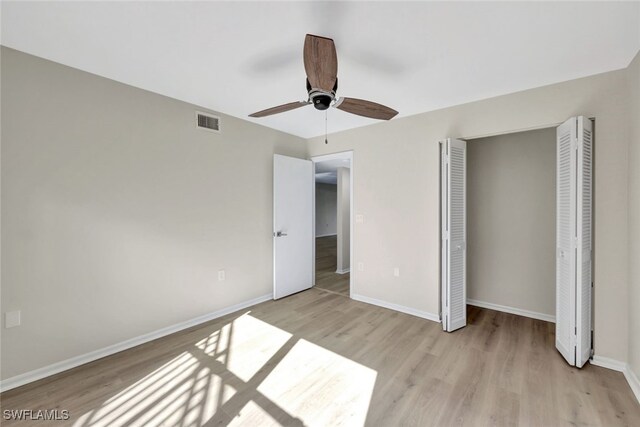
[571,138,579,151]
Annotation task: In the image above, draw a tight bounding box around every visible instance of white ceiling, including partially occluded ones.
[2,1,639,138]
[315,158,351,185]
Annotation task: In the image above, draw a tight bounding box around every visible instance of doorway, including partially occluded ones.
[312,151,353,297]
[466,127,557,323]
[440,117,594,368]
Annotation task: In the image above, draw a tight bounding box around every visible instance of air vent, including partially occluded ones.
[196,111,220,133]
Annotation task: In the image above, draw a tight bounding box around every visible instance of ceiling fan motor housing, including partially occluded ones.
[307,78,337,111]
[312,94,332,110]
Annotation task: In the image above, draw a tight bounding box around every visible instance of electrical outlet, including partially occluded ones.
[356,214,364,224]
[5,311,21,328]
[357,262,364,272]
[393,267,400,277]
[218,270,226,281]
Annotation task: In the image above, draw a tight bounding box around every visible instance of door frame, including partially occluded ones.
[442,119,595,351]
[311,150,354,299]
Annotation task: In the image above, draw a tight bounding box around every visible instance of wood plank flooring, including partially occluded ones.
[315,236,349,296]
[2,290,639,426]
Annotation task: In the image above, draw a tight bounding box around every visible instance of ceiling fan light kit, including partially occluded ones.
[310,90,333,111]
[249,34,398,121]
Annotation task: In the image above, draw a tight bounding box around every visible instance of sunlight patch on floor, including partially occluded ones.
[73,352,235,427]
[228,400,283,427]
[196,312,292,382]
[257,339,377,427]
[72,315,376,426]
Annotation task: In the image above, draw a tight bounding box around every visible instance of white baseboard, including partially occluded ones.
[590,355,640,404]
[316,233,337,238]
[590,355,627,371]
[0,293,272,393]
[352,293,440,323]
[336,268,350,274]
[624,365,640,404]
[467,299,555,323]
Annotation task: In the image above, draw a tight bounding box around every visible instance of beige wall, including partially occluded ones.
[628,50,640,378]
[3,44,639,384]
[315,183,337,237]
[0,47,306,380]
[308,67,630,362]
[467,128,556,317]
[336,167,350,273]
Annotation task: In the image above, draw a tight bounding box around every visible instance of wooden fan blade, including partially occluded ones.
[304,34,338,92]
[249,101,311,118]
[334,97,398,120]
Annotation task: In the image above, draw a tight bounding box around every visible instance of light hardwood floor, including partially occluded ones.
[315,235,349,296]
[2,290,639,426]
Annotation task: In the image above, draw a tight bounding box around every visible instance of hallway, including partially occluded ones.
[315,236,349,297]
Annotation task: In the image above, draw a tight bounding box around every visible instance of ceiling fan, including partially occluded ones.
[249,34,398,121]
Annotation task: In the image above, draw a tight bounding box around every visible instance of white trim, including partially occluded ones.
[590,355,627,371]
[0,293,272,393]
[311,150,354,299]
[461,117,594,142]
[349,154,353,300]
[310,150,354,164]
[624,365,640,404]
[462,122,561,141]
[590,355,640,404]
[316,233,337,238]
[467,299,555,323]
[352,294,440,323]
[335,268,350,274]
[311,165,317,288]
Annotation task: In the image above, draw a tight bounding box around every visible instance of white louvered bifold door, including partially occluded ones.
[441,138,467,332]
[555,116,593,367]
[576,116,593,367]
[556,118,577,366]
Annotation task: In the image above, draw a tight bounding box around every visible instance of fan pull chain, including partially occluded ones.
[325,110,328,144]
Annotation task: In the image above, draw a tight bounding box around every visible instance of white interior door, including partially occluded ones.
[576,116,593,367]
[441,138,467,332]
[555,116,593,367]
[556,118,577,366]
[273,154,314,299]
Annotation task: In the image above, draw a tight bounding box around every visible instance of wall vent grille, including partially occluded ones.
[196,112,220,132]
